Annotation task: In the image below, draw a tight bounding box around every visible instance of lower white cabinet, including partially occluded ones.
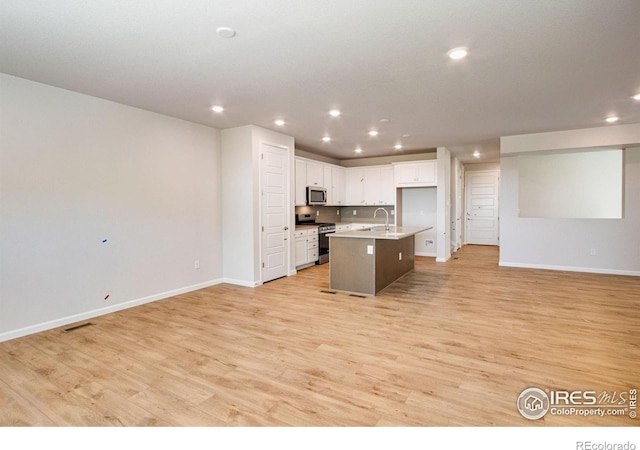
[307,228,319,264]
[295,228,319,269]
[295,231,308,267]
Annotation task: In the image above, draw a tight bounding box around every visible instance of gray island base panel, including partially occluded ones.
[328,226,432,296]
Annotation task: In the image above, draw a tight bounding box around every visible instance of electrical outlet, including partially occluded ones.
[337,210,340,216]
[316,210,319,216]
[590,248,597,256]
[425,239,434,246]
[399,252,402,261]
[353,210,357,216]
[367,245,373,255]
[194,259,200,269]
[391,210,394,216]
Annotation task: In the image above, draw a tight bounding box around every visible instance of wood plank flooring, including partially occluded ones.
[1,245,639,426]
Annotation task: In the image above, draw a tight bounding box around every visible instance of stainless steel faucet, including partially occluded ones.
[373,207,390,231]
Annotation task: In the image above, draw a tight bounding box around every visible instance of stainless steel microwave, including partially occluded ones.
[306,186,327,205]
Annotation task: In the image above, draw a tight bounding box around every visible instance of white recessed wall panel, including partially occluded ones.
[518,149,623,219]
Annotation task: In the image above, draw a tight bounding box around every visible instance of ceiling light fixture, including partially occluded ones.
[274,119,285,126]
[355,147,363,153]
[379,118,389,123]
[632,94,640,101]
[329,109,341,117]
[368,130,379,137]
[216,27,236,38]
[447,47,468,60]
[322,136,331,142]
[394,144,403,150]
[605,116,619,123]
[211,105,224,113]
[473,150,481,158]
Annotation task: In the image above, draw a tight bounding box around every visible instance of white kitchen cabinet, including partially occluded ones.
[296,156,344,205]
[369,165,395,205]
[346,167,365,205]
[306,161,324,187]
[307,228,319,263]
[331,166,346,206]
[295,227,319,269]
[393,160,437,187]
[295,158,307,206]
[346,165,395,206]
[294,229,308,267]
[323,165,333,204]
[350,223,374,230]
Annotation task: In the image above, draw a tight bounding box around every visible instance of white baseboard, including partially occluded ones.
[415,252,437,257]
[221,277,262,288]
[0,278,224,343]
[499,261,640,277]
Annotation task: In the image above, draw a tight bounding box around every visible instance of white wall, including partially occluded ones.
[401,188,437,256]
[221,125,295,286]
[0,74,223,341]
[436,147,451,262]
[221,126,257,285]
[499,124,640,276]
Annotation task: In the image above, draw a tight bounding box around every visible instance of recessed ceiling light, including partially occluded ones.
[368,130,379,137]
[355,147,363,153]
[605,116,619,123]
[632,93,640,101]
[394,144,403,150]
[216,27,236,38]
[447,47,468,60]
[329,109,341,117]
[322,136,331,142]
[211,105,224,113]
[402,134,411,138]
[274,119,285,126]
[473,150,481,158]
[379,118,389,123]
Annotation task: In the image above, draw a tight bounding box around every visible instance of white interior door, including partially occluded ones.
[261,143,290,282]
[465,170,500,245]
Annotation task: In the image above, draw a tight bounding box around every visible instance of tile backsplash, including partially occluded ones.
[295,205,395,225]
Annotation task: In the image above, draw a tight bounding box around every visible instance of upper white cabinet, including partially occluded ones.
[295,158,308,206]
[346,165,395,205]
[295,156,346,206]
[393,160,437,187]
[331,166,346,206]
[306,161,324,187]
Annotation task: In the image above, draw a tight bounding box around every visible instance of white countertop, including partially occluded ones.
[329,226,433,240]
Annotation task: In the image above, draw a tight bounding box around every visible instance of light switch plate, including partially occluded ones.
[367,245,373,255]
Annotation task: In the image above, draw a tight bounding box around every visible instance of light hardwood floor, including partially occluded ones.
[1,245,638,426]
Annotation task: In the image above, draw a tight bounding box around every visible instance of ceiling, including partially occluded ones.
[1,1,639,164]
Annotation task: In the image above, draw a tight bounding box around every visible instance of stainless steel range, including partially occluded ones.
[295,214,336,264]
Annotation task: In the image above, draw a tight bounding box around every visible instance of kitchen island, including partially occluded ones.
[328,226,433,296]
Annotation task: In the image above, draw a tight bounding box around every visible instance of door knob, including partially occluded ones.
[284,226,289,231]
